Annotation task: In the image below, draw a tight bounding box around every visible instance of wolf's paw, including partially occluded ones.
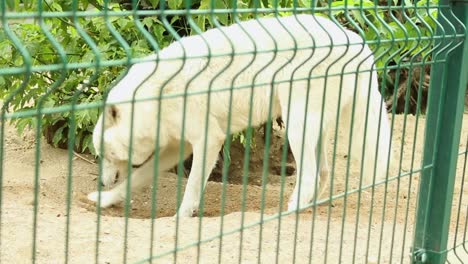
[87,191,119,208]
[287,199,299,212]
[174,204,198,218]
[287,192,313,212]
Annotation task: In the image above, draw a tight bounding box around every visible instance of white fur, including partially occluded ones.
[88,15,392,217]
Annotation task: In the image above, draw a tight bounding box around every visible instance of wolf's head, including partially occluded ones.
[92,58,162,186]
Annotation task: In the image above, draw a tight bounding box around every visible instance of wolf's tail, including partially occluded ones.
[347,68,392,184]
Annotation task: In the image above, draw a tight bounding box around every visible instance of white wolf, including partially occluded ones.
[88,14,392,217]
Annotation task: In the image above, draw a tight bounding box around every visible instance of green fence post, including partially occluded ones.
[412,1,468,263]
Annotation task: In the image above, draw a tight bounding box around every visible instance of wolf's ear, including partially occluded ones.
[107,105,119,121]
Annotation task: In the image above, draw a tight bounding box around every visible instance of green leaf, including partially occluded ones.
[142,17,155,28]
[6,0,15,10]
[16,117,33,135]
[82,134,94,154]
[299,0,312,7]
[80,0,89,11]
[148,0,160,7]
[168,0,182,9]
[52,126,66,146]
[117,18,130,30]
[196,15,207,33]
[51,118,65,126]
[50,2,63,11]
[214,0,229,25]
[404,0,413,8]
[43,99,56,109]
[152,25,167,45]
[331,1,345,7]
[351,10,366,29]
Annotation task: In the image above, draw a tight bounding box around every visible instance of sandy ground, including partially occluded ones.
[1,114,467,263]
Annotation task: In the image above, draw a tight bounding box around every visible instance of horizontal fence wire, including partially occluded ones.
[0,0,466,263]
[0,5,449,16]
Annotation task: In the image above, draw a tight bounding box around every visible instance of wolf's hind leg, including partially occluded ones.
[283,103,322,212]
[317,128,330,199]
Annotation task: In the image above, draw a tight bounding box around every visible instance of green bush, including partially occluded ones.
[1,1,165,153]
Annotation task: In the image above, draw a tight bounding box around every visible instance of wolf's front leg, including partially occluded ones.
[87,156,155,208]
[176,136,225,217]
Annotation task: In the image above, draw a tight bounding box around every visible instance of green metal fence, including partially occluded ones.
[0,0,467,263]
